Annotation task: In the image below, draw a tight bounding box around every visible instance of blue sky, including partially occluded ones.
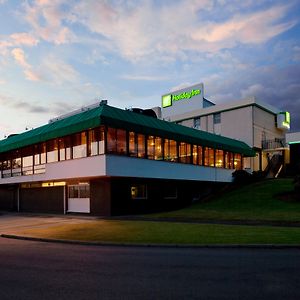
[0,0,300,138]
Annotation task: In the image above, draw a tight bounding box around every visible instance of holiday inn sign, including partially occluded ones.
[162,88,201,108]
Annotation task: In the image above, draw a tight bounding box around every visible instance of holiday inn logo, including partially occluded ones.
[162,89,201,108]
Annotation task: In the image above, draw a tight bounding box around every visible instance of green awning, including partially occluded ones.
[0,104,256,156]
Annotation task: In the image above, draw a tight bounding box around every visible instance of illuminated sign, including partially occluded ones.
[277,111,290,130]
[162,89,201,108]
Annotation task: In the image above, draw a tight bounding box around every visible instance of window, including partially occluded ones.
[11,150,21,176]
[147,136,155,160]
[72,132,87,159]
[22,146,33,175]
[234,153,242,170]
[137,134,146,158]
[107,127,127,155]
[68,184,90,199]
[155,137,163,160]
[129,131,137,157]
[193,117,200,128]
[192,145,203,165]
[225,151,234,169]
[204,147,215,167]
[116,129,127,155]
[131,184,147,199]
[215,149,224,168]
[2,154,11,178]
[213,113,221,124]
[88,126,104,156]
[46,139,58,163]
[164,139,177,162]
[179,142,191,164]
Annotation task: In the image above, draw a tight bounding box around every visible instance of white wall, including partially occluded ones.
[218,106,253,146]
[253,106,284,148]
[106,155,233,182]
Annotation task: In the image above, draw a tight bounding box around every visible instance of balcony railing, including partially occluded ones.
[262,138,286,150]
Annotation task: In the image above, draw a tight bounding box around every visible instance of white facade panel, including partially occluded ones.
[105,155,233,182]
[68,198,90,213]
[0,155,106,185]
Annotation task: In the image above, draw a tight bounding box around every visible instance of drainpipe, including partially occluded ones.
[63,185,66,214]
[17,185,20,212]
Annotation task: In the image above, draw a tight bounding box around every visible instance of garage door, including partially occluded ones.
[20,187,64,213]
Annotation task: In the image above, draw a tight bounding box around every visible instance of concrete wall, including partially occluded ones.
[90,179,111,216]
[0,186,17,211]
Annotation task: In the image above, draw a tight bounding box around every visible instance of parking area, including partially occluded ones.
[0,212,98,235]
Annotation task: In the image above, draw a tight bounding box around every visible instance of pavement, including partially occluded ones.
[0,211,98,235]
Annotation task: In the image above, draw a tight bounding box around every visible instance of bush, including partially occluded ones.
[294,175,300,194]
[232,170,252,185]
[232,170,266,185]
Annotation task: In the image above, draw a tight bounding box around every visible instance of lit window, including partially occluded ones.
[234,153,242,170]
[215,149,224,168]
[131,184,147,199]
[164,139,178,162]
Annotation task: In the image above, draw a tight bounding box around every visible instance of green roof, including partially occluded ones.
[0,104,256,156]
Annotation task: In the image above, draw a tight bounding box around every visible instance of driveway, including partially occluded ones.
[0,212,98,235]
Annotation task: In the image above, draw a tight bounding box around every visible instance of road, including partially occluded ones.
[0,238,300,300]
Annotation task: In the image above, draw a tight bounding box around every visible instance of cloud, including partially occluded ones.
[42,57,79,84]
[23,69,43,81]
[23,0,75,45]
[0,93,74,117]
[70,1,297,62]
[11,47,43,81]
[10,33,39,46]
[203,64,300,131]
[192,4,296,45]
[11,48,30,68]
[120,74,168,81]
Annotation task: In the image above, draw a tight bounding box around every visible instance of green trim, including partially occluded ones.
[0,104,256,156]
[289,141,300,145]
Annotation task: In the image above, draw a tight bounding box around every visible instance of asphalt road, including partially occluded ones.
[0,238,300,300]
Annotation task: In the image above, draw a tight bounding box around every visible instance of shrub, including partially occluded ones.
[294,175,300,194]
[232,170,252,185]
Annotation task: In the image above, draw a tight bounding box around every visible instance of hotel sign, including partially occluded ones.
[277,111,290,130]
[162,89,201,108]
[161,83,204,119]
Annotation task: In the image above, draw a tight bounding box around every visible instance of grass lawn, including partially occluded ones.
[14,178,300,246]
[19,220,300,245]
[147,178,300,222]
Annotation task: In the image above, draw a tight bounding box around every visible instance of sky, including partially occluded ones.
[0,0,300,139]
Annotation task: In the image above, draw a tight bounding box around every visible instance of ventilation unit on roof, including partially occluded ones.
[48,100,108,124]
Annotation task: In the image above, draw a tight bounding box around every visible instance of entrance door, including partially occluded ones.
[68,184,90,213]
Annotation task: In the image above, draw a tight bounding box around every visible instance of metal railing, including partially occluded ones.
[261,138,286,150]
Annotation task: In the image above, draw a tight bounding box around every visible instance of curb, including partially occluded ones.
[2,234,300,249]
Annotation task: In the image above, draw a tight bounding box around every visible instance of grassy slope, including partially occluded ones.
[16,179,300,245]
[149,179,300,221]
